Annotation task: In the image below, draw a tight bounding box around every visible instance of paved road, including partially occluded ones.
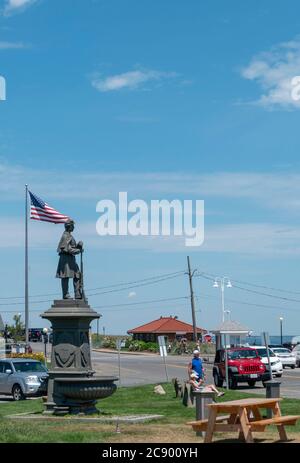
[26,342,300,399]
[90,350,300,399]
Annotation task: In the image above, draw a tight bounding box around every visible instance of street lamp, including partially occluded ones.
[279,317,283,346]
[224,309,231,321]
[213,277,232,322]
[42,328,48,366]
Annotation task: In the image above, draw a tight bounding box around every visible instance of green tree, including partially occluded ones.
[6,314,25,341]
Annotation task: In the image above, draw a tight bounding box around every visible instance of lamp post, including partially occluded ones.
[279,317,283,346]
[42,328,48,366]
[224,310,231,321]
[213,277,232,322]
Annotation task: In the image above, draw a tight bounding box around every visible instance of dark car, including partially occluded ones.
[28,328,43,342]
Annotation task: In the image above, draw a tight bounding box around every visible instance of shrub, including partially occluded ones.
[7,352,46,363]
[126,340,158,352]
[101,336,118,349]
[144,342,159,352]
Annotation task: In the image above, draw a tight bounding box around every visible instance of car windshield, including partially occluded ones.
[273,348,290,354]
[256,348,275,357]
[13,362,47,373]
[228,349,258,359]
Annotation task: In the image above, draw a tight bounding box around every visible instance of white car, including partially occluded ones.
[271,347,296,369]
[291,344,300,367]
[252,346,283,377]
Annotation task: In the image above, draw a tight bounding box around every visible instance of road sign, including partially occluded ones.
[116,339,122,350]
[157,336,169,381]
[158,336,167,357]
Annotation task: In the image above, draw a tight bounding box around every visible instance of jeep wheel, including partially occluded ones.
[291,365,295,369]
[228,374,237,390]
[247,380,256,388]
[12,385,25,401]
[213,371,223,388]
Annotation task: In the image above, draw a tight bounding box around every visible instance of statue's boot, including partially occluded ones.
[62,278,71,299]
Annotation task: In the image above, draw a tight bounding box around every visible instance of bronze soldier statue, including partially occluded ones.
[56,219,83,299]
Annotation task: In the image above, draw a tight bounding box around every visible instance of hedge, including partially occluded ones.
[7,352,46,363]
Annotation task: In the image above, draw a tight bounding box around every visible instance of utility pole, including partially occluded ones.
[186,256,197,342]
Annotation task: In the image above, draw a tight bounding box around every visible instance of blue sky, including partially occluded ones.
[1,0,300,336]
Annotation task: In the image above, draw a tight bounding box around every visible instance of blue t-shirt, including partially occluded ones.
[191,357,203,379]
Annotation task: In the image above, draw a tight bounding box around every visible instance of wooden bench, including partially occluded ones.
[249,415,300,432]
[187,415,231,432]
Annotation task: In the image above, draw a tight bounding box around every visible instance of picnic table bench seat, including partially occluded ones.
[187,415,231,432]
[187,397,300,443]
[249,415,300,432]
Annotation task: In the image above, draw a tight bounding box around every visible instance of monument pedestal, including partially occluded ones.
[41,299,117,415]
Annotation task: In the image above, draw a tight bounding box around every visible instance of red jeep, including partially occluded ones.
[213,347,269,389]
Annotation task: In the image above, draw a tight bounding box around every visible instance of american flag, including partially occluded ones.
[29,191,70,224]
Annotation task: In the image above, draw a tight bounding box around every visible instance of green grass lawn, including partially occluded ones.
[0,384,300,442]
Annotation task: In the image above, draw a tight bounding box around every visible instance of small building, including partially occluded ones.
[127,316,207,343]
[211,320,250,350]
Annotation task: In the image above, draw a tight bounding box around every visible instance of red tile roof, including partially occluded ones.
[127,316,206,334]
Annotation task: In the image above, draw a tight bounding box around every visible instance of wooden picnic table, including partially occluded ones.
[187,397,300,443]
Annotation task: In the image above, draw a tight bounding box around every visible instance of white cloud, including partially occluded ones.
[91,69,177,92]
[1,217,300,257]
[3,161,300,212]
[241,38,300,108]
[3,0,37,16]
[0,41,27,49]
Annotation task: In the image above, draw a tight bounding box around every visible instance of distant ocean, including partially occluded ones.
[244,335,297,345]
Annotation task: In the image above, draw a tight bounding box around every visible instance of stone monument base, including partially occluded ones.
[41,299,118,415]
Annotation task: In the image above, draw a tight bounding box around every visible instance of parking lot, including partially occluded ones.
[23,342,300,400]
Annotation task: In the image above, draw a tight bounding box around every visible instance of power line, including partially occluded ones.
[194,292,300,313]
[94,296,189,309]
[0,296,189,314]
[0,270,185,305]
[196,270,300,297]
[87,273,184,297]
[232,284,300,304]
[196,272,300,303]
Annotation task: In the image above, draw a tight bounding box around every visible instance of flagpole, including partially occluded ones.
[25,184,29,346]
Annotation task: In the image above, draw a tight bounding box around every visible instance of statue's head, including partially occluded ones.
[64,219,75,232]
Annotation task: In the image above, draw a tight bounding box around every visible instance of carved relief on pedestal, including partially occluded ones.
[80,331,91,368]
[54,343,76,368]
[80,344,91,368]
[53,331,76,368]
